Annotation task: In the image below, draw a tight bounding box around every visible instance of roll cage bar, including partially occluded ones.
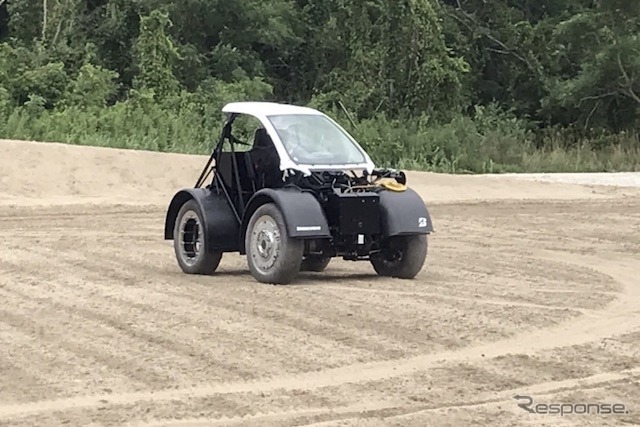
[194,112,245,223]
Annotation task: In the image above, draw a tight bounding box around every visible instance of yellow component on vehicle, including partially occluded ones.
[378,179,407,192]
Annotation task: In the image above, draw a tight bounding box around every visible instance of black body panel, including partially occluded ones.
[240,188,331,253]
[378,188,433,236]
[164,188,240,252]
[326,192,381,235]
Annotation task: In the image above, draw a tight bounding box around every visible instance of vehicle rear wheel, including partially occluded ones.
[246,203,304,284]
[173,199,223,275]
[370,234,427,279]
[300,255,331,272]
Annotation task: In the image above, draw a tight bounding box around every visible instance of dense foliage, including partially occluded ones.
[0,0,639,172]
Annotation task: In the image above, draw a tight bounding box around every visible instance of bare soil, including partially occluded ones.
[1,139,639,426]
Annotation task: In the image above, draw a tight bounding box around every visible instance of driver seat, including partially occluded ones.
[249,128,281,188]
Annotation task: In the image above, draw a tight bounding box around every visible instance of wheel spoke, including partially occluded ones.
[178,211,201,266]
[250,215,281,274]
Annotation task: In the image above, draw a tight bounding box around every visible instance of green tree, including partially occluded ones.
[543,1,640,131]
[131,9,179,101]
[293,0,468,120]
[5,0,43,42]
[63,62,119,108]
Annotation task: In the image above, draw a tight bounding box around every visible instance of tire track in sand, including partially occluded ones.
[0,250,638,420]
[318,285,598,315]
[379,367,640,424]
[128,367,640,426]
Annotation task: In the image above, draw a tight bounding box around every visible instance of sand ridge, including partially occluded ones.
[2,139,638,206]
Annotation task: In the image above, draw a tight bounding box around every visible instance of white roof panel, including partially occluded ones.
[222,102,322,117]
[219,101,376,175]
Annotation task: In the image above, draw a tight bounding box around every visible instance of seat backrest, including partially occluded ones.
[250,129,278,169]
[248,129,282,188]
[253,128,273,149]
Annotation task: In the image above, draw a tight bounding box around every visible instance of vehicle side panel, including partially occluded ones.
[240,188,331,254]
[165,188,240,252]
[378,188,434,236]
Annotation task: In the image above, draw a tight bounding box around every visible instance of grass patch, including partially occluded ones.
[1,98,639,174]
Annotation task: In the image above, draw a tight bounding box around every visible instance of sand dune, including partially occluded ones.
[2,139,637,206]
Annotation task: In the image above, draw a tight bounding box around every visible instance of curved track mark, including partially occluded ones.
[0,251,637,420]
[134,367,640,427]
[136,400,403,427]
[319,285,597,314]
[387,367,640,422]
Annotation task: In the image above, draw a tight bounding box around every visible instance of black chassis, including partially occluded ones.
[164,112,434,263]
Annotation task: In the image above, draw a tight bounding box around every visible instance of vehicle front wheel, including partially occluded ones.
[173,199,223,275]
[300,255,331,272]
[245,203,304,284]
[370,234,427,279]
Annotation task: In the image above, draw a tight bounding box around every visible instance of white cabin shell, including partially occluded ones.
[221,102,376,176]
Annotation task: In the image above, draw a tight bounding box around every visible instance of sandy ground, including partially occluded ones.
[1,138,640,426]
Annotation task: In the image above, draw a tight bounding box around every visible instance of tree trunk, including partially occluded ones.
[42,0,48,41]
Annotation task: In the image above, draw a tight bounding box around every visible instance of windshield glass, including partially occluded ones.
[267,114,367,165]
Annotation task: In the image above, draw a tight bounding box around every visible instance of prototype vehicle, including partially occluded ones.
[164,102,434,284]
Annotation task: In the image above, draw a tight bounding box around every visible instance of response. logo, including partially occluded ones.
[514,395,630,416]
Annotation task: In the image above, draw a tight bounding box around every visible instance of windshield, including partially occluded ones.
[267,114,367,165]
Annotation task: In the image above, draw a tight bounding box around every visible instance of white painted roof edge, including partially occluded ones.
[222,102,323,117]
